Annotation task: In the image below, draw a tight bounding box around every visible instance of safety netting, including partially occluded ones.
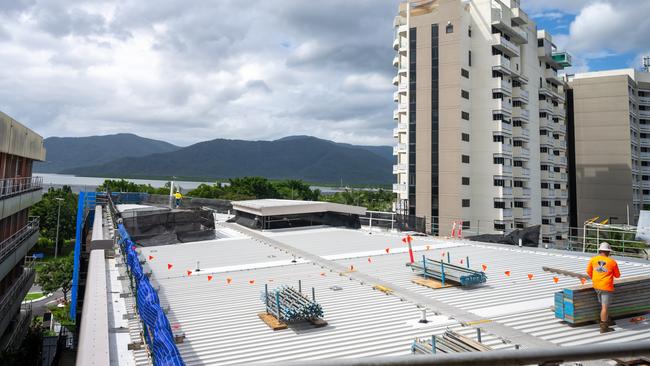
[118,223,185,366]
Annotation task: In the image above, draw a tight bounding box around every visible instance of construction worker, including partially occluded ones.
[174,191,182,208]
[586,242,621,333]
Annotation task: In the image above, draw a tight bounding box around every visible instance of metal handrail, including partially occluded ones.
[0,268,35,317]
[0,218,40,262]
[0,176,43,199]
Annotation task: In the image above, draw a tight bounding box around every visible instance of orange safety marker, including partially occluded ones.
[553,277,559,284]
[528,274,534,280]
[580,278,587,285]
[426,245,430,250]
[504,271,511,277]
[207,275,213,281]
[460,259,464,265]
[148,255,154,261]
[320,272,326,276]
[350,265,354,271]
[187,270,193,276]
[167,264,173,270]
[385,248,390,254]
[249,280,255,285]
[269,279,274,282]
[367,257,372,263]
[482,264,488,271]
[226,278,232,284]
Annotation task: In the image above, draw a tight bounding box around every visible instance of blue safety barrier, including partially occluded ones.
[118,224,184,366]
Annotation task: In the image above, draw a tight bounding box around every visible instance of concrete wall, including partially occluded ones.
[0,191,42,221]
[0,112,46,162]
[569,74,634,225]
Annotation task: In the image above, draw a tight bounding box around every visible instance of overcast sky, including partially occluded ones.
[1,0,649,147]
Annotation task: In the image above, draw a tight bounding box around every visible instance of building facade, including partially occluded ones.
[0,112,45,351]
[566,69,650,228]
[392,0,570,245]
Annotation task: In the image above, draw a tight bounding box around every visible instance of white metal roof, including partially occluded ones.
[130,226,650,365]
[232,199,366,217]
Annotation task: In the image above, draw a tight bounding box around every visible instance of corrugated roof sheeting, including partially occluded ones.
[138,237,513,365]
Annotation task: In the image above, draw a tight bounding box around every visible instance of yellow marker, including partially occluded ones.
[465,319,493,325]
[600,219,609,225]
[373,285,394,294]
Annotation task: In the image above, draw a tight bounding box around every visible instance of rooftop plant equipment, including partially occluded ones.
[412,330,491,354]
[408,255,487,286]
[555,274,650,325]
[261,282,324,323]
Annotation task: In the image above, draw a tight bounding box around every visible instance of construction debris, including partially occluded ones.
[408,255,487,286]
[555,275,650,325]
[412,330,491,354]
[261,285,324,323]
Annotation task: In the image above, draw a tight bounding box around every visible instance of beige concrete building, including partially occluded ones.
[392,0,571,245]
[567,69,650,228]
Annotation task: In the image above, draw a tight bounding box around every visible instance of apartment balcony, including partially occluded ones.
[492,55,513,75]
[513,88,529,103]
[513,126,530,139]
[393,92,399,102]
[542,188,556,199]
[541,153,554,164]
[492,8,528,44]
[512,107,529,122]
[397,25,408,35]
[495,120,513,135]
[398,67,407,76]
[640,110,650,119]
[492,77,512,96]
[514,187,531,198]
[493,34,520,58]
[511,7,530,26]
[491,98,512,115]
[542,225,556,236]
[393,184,407,194]
[393,110,399,120]
[639,96,650,105]
[393,143,407,155]
[497,186,514,197]
[560,172,568,181]
[398,83,408,94]
[542,206,556,217]
[500,208,514,219]
[513,166,530,178]
[393,37,400,51]
[0,267,35,341]
[392,75,399,86]
[556,139,567,150]
[542,170,556,180]
[513,146,530,159]
[514,207,532,218]
[398,103,408,113]
[540,134,553,147]
[545,69,564,86]
[496,164,513,176]
[0,177,43,221]
[552,51,573,68]
[640,123,650,132]
[392,56,399,68]
[641,151,650,159]
[395,122,408,133]
[0,217,39,280]
[557,156,568,165]
[393,164,407,174]
[560,190,568,199]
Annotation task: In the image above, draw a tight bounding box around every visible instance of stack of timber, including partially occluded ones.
[261,286,323,323]
[408,255,487,286]
[412,330,491,354]
[555,274,650,325]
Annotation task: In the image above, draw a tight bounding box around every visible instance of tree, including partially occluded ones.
[36,256,73,302]
[229,177,279,198]
[29,186,77,248]
[96,179,169,194]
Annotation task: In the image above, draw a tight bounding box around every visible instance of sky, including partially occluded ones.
[0,0,649,147]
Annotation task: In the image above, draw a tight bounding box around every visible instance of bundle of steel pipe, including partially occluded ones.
[408,255,487,286]
[261,286,324,323]
[555,274,650,324]
[412,330,491,354]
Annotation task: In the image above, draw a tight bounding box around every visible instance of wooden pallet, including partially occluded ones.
[258,312,288,331]
[411,277,455,289]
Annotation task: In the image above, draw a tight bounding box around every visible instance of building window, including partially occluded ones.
[541,182,549,189]
[461,68,470,78]
[461,90,470,99]
[462,199,471,207]
[494,201,506,209]
[514,201,524,208]
[514,180,524,187]
[494,179,505,187]
[462,111,470,120]
[462,221,470,229]
[462,177,470,185]
[462,133,470,142]
[462,155,470,164]
[493,135,504,143]
[494,223,506,230]
[542,219,550,225]
[555,200,561,206]
[514,160,523,167]
[542,201,550,207]
[494,157,505,165]
[446,23,454,33]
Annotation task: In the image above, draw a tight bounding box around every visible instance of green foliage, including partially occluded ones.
[96,179,170,194]
[29,186,77,247]
[0,317,43,365]
[583,227,647,256]
[36,256,73,302]
[49,304,74,328]
[321,189,395,211]
[187,177,394,211]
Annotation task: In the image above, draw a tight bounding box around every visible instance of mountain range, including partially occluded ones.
[35,134,394,185]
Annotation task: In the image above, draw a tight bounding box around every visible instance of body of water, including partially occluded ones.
[37,173,348,194]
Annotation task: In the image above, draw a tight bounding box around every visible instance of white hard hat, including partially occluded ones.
[598,242,612,252]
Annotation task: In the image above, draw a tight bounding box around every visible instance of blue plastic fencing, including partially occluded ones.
[117,224,184,366]
[70,191,96,321]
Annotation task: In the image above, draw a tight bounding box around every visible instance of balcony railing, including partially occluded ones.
[393,164,407,174]
[0,267,35,319]
[639,96,650,105]
[0,177,43,200]
[393,184,407,193]
[0,218,39,264]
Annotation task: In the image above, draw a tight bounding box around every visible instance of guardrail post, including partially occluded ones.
[298,280,302,293]
[431,335,436,354]
[477,328,482,343]
[441,262,445,286]
[447,251,450,263]
[312,287,316,302]
[265,284,269,313]
[466,256,470,269]
[275,291,282,320]
[422,255,427,279]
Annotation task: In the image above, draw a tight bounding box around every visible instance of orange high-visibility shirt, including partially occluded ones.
[586,255,621,292]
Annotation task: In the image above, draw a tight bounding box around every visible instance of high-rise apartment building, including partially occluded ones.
[392,0,571,245]
[566,69,650,228]
[0,112,45,351]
